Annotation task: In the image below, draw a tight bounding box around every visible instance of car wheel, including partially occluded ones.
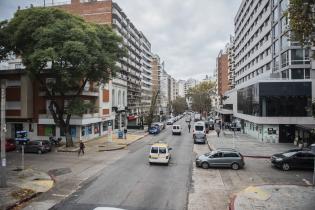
[282,163,290,171]
[231,163,240,170]
[37,149,42,154]
[201,162,209,169]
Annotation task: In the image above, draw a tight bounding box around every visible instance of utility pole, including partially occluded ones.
[0,79,7,188]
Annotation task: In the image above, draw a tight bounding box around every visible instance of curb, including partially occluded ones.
[98,145,126,152]
[6,192,42,210]
[207,142,271,159]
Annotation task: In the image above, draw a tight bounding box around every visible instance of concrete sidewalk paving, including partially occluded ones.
[230,185,315,210]
[0,168,54,210]
[207,130,296,158]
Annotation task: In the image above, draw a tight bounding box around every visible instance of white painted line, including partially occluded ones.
[302,178,312,186]
[52,194,67,197]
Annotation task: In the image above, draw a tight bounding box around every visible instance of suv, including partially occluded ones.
[172,125,182,135]
[149,142,172,165]
[196,149,244,170]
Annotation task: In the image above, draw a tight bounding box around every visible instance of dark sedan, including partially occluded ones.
[18,140,52,154]
[271,150,315,171]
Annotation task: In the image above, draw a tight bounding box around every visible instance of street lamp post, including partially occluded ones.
[0,80,7,188]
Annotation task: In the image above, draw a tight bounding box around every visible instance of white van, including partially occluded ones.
[172,125,182,135]
[149,142,172,165]
[193,121,206,138]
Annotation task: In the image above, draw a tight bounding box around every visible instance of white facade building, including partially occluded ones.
[223,0,315,144]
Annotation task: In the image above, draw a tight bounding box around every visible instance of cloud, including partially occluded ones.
[0,0,242,81]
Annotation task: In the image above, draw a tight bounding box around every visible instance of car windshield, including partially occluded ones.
[195,126,203,131]
[282,152,297,157]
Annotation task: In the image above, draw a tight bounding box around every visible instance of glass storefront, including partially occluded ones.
[237,82,312,117]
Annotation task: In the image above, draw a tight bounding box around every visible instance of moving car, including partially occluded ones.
[172,125,182,135]
[152,122,164,130]
[271,150,315,171]
[193,133,207,144]
[185,116,191,123]
[18,140,52,154]
[148,125,160,134]
[166,118,174,125]
[0,138,16,152]
[196,149,245,170]
[149,142,172,165]
[193,121,206,138]
[194,113,201,122]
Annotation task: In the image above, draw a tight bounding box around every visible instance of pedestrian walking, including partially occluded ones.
[124,127,128,139]
[78,140,85,156]
[188,123,191,133]
[215,126,221,137]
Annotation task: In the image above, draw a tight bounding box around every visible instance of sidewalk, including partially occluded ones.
[0,130,148,210]
[230,185,315,210]
[207,130,296,158]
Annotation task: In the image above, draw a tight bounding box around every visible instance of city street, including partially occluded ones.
[51,118,194,210]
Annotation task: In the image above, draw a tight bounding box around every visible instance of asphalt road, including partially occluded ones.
[52,118,194,210]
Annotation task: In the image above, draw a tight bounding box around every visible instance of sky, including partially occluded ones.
[0,0,242,81]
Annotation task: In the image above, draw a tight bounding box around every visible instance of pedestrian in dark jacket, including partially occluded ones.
[215,127,221,137]
[124,128,128,139]
[188,123,191,133]
[78,140,85,156]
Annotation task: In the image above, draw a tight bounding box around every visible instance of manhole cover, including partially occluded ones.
[48,168,72,176]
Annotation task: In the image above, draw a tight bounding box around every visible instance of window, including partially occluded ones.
[273,56,279,71]
[281,69,289,79]
[273,23,279,38]
[224,153,239,157]
[112,89,116,106]
[291,69,304,79]
[151,147,158,153]
[280,0,288,14]
[281,51,289,67]
[159,147,166,154]
[305,69,310,79]
[212,152,222,158]
[273,6,279,22]
[273,40,279,55]
[291,49,304,64]
[195,126,204,131]
[102,122,108,131]
[280,16,288,33]
[281,34,288,50]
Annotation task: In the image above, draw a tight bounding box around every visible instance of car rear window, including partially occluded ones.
[195,126,204,131]
[159,147,166,154]
[151,147,158,153]
[173,126,179,129]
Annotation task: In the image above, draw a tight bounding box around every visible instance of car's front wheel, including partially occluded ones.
[282,163,290,171]
[37,149,42,154]
[201,162,209,169]
[231,163,240,170]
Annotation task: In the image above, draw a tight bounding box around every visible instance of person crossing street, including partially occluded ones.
[78,140,85,156]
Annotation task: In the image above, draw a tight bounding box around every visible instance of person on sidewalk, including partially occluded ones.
[78,140,85,156]
[188,123,191,133]
[124,127,128,139]
[215,126,221,137]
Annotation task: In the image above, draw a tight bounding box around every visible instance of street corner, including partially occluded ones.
[98,141,126,151]
[230,185,315,210]
[0,168,54,210]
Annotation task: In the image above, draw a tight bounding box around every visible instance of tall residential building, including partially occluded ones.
[55,0,152,127]
[184,78,199,96]
[170,77,177,101]
[160,68,170,115]
[140,32,153,115]
[177,80,186,97]
[227,36,236,89]
[222,0,315,145]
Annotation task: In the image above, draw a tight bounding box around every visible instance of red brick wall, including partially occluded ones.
[103,89,109,102]
[217,53,229,97]
[56,0,113,25]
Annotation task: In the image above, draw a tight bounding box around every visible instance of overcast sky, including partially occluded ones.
[0,0,242,81]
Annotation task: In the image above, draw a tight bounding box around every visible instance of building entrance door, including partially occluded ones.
[279,125,295,143]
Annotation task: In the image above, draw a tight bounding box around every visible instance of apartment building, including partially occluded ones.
[223,0,315,145]
[0,59,114,142]
[227,37,236,89]
[216,50,230,100]
[55,0,153,127]
[177,80,186,98]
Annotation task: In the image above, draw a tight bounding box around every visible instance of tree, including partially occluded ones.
[0,7,125,147]
[287,0,315,48]
[171,97,187,115]
[187,81,215,116]
[146,90,160,129]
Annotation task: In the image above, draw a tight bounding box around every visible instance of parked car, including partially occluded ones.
[193,133,207,144]
[148,125,160,134]
[18,140,52,154]
[0,138,16,152]
[271,150,315,171]
[149,142,172,165]
[196,149,245,170]
[152,122,164,130]
[172,125,182,135]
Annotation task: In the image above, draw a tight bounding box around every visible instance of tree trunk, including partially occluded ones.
[64,124,73,147]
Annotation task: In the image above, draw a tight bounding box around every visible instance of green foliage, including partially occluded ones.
[187,81,215,113]
[172,97,187,115]
[0,7,126,146]
[288,0,315,47]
